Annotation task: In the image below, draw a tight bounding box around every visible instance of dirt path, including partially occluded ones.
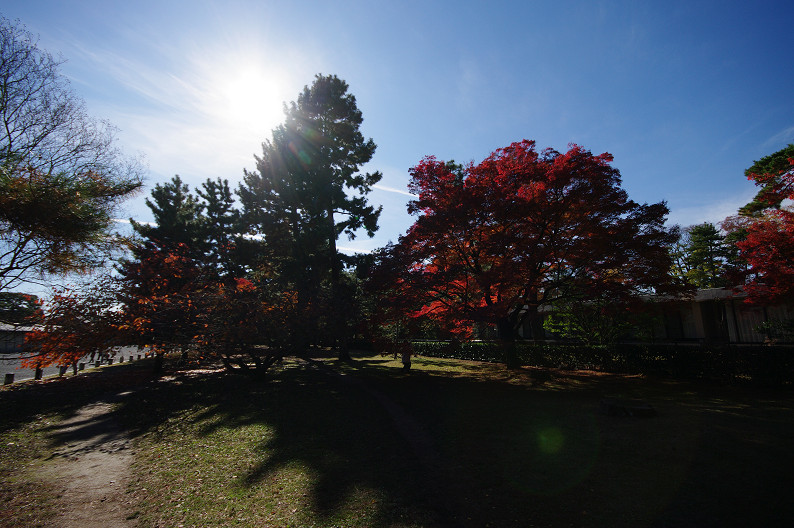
[40,391,137,528]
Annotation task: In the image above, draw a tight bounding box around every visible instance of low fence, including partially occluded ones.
[0,346,146,385]
[411,340,794,386]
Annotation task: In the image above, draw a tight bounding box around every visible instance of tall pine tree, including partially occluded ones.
[739,144,794,216]
[671,222,736,289]
[196,177,243,278]
[239,74,382,358]
[130,175,205,255]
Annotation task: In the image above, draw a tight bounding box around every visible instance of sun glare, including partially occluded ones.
[196,54,287,140]
[220,66,283,134]
[182,47,294,166]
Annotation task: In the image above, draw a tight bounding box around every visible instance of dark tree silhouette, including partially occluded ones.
[239,74,382,358]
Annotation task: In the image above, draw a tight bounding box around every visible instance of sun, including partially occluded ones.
[219,66,284,134]
[194,53,288,140]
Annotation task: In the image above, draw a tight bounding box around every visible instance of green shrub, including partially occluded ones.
[411,340,794,386]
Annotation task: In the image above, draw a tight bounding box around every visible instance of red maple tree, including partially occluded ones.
[192,277,306,372]
[726,156,794,303]
[116,241,205,372]
[23,279,121,373]
[118,240,308,373]
[375,140,679,365]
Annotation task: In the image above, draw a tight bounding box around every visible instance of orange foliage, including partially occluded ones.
[23,282,121,369]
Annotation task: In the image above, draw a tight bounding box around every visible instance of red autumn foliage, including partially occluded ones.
[726,157,794,304]
[745,157,794,209]
[117,241,204,357]
[374,140,680,347]
[736,210,794,303]
[23,280,121,370]
[118,240,307,372]
[193,279,305,371]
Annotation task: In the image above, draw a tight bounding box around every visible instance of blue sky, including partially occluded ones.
[3,0,794,255]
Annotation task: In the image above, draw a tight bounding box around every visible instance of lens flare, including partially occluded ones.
[537,427,565,454]
[505,413,600,496]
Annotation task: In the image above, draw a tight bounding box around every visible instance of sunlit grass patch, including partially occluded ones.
[131,431,321,527]
[0,416,61,527]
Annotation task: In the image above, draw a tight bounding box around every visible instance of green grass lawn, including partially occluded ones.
[3,353,794,527]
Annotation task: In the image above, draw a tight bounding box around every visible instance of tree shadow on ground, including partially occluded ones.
[5,355,794,527]
[326,355,794,527]
[348,353,655,395]
[0,360,154,435]
[114,360,455,527]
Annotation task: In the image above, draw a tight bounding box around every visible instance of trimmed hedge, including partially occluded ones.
[411,340,794,386]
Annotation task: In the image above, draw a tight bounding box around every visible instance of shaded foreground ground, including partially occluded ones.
[2,353,794,527]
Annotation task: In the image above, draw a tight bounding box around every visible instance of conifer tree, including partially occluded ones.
[239,74,382,357]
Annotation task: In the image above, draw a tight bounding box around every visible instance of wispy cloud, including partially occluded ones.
[456,57,482,110]
[68,34,306,191]
[373,183,417,198]
[666,189,756,227]
[763,125,794,149]
[113,218,154,226]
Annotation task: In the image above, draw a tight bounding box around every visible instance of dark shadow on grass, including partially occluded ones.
[113,360,453,527]
[7,355,794,527]
[0,360,155,435]
[43,411,129,458]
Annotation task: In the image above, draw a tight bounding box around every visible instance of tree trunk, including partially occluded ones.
[220,355,233,371]
[497,317,521,369]
[401,349,412,371]
[153,353,164,377]
[325,203,351,361]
